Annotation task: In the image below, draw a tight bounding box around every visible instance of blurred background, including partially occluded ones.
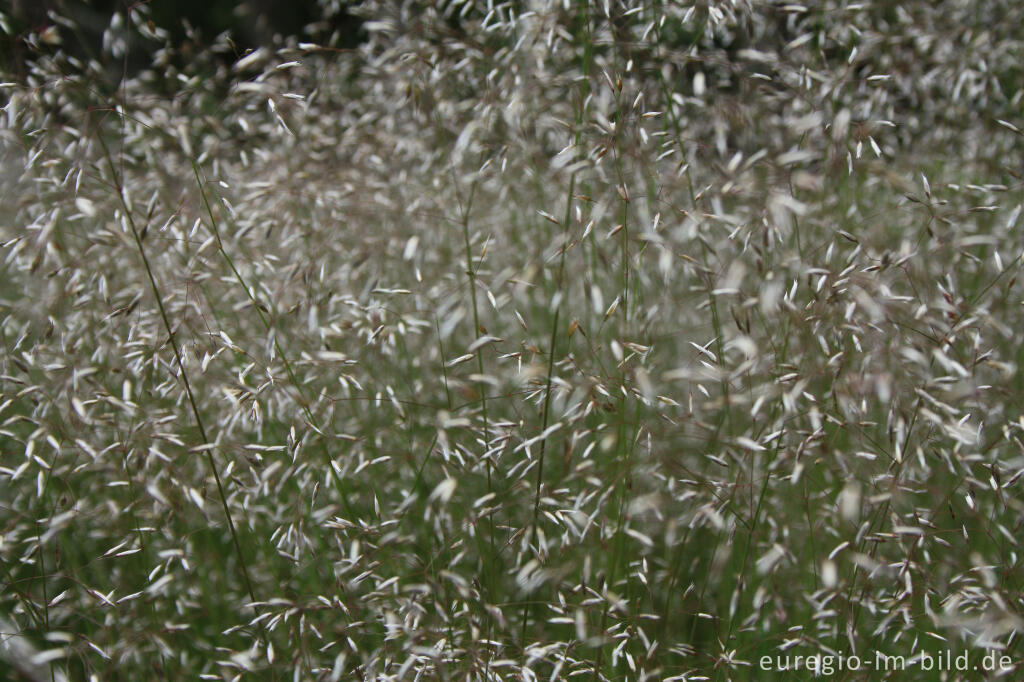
[2,0,366,78]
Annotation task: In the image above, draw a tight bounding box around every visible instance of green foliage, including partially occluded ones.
[2,1,1024,680]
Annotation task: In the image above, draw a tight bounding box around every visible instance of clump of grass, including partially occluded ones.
[2,1,1024,679]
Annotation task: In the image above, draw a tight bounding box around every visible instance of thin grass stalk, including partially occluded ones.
[521,170,577,649]
[94,130,261,620]
[190,163,357,519]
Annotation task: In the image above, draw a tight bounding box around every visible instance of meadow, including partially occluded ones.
[2,1,1024,679]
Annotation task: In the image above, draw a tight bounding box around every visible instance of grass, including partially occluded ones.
[2,1,1024,680]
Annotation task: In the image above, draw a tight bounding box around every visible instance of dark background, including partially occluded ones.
[2,0,365,77]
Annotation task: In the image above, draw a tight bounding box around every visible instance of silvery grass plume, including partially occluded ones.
[1,0,1024,679]
[0,614,69,682]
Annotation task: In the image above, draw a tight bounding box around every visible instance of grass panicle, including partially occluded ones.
[2,1,1024,679]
